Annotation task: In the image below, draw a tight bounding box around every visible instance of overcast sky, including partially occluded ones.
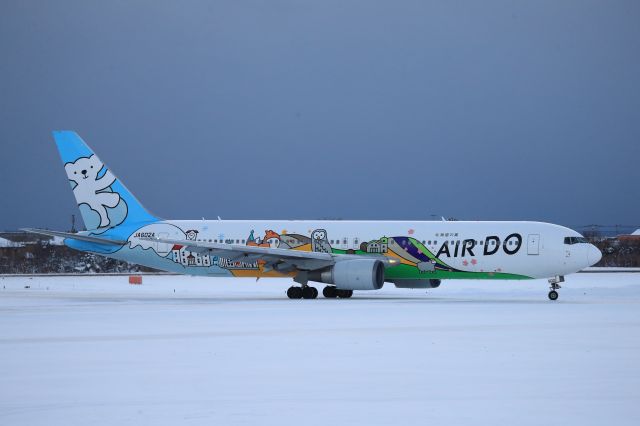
[0,1,638,232]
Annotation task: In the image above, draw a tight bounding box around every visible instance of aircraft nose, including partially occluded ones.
[587,244,602,266]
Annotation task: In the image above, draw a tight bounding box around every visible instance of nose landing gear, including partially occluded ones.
[548,276,564,301]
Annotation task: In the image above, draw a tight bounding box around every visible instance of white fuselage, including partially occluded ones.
[46,131,604,299]
[117,219,600,279]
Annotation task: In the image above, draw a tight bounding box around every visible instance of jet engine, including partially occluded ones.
[392,279,441,289]
[309,259,385,290]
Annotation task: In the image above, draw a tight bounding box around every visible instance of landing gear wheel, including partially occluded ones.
[302,286,318,299]
[323,286,337,298]
[337,289,353,299]
[547,276,564,301]
[287,286,303,299]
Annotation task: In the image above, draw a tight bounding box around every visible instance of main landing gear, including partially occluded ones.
[548,276,565,301]
[322,285,353,299]
[287,285,318,299]
[289,272,353,299]
[286,285,353,299]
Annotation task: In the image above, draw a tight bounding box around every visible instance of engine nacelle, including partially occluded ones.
[310,259,385,291]
[392,279,441,289]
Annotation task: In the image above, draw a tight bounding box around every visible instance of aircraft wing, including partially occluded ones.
[21,228,127,246]
[140,236,398,273]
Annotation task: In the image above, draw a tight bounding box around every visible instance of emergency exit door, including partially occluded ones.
[527,234,540,255]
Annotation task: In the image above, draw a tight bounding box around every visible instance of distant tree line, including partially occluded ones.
[0,244,157,274]
[591,239,640,267]
[1,238,638,274]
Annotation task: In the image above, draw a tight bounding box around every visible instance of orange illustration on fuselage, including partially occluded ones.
[247,229,281,248]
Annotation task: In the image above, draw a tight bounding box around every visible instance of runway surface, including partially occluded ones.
[1,274,639,425]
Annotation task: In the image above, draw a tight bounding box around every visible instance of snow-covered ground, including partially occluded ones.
[1,274,639,425]
[0,237,22,247]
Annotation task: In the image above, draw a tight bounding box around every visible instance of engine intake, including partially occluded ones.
[310,259,385,291]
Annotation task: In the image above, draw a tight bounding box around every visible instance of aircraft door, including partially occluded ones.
[527,234,540,255]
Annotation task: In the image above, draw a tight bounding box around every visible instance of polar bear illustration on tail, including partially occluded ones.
[65,155,123,229]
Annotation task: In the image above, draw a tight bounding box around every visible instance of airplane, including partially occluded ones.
[24,131,602,301]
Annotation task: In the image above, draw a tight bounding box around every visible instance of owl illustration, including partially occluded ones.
[311,229,332,253]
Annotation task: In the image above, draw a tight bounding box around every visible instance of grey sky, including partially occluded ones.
[1,1,638,232]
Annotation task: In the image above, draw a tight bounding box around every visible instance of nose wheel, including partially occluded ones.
[547,276,564,301]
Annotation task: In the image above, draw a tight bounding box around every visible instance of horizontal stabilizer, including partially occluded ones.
[21,228,127,246]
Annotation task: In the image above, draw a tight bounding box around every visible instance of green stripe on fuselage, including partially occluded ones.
[330,248,531,280]
[384,263,531,280]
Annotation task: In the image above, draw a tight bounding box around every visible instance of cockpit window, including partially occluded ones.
[564,236,589,245]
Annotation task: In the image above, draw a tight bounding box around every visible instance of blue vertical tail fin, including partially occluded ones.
[53,131,159,233]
